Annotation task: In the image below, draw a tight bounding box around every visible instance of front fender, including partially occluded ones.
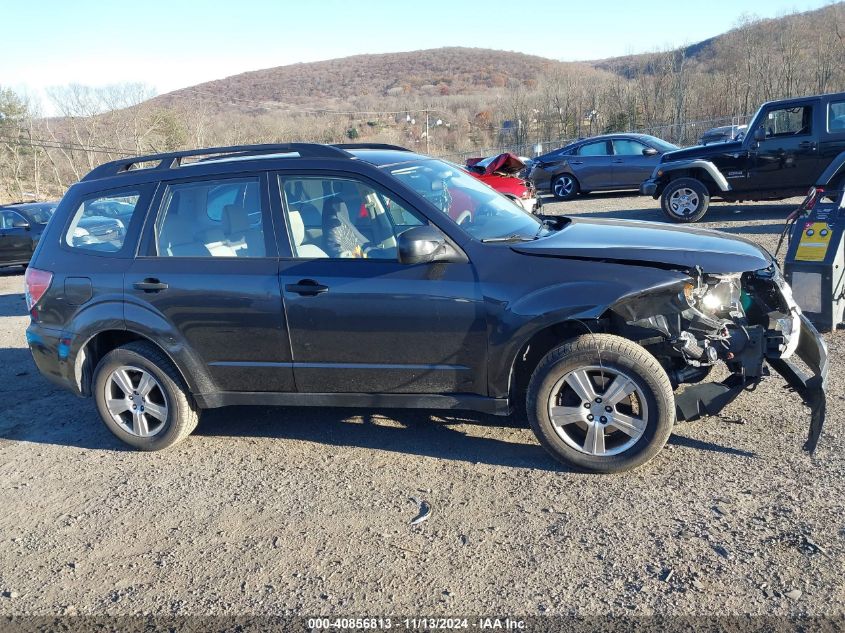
[654,159,731,192]
[487,265,691,397]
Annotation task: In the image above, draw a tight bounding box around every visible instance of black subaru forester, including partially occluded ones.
[25,143,828,473]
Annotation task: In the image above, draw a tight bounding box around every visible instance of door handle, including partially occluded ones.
[612,159,624,163]
[570,160,584,165]
[133,278,168,292]
[798,141,816,149]
[285,279,328,296]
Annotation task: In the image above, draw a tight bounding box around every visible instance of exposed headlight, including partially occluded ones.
[686,273,743,316]
[703,276,741,312]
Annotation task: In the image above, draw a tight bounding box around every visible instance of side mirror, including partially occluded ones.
[642,147,658,156]
[397,226,465,265]
[753,127,766,142]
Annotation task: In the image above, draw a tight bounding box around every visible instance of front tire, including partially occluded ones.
[552,174,579,200]
[661,178,710,223]
[92,341,199,450]
[526,334,675,473]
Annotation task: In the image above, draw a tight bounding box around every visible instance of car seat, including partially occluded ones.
[222,204,264,256]
[322,196,369,257]
[289,210,328,258]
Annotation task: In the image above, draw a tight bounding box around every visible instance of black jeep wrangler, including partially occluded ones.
[642,91,845,222]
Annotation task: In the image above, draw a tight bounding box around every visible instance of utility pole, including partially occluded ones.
[425,109,430,154]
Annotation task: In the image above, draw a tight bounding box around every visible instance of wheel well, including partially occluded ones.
[509,320,603,411]
[554,172,578,184]
[78,330,183,397]
[666,169,718,194]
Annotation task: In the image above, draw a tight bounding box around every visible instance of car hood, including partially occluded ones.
[661,141,744,163]
[467,152,526,176]
[512,217,771,273]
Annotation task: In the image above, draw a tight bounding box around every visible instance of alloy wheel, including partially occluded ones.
[553,176,574,198]
[104,366,169,437]
[547,365,648,456]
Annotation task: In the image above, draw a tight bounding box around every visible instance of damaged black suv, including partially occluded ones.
[26,143,827,473]
[642,91,845,222]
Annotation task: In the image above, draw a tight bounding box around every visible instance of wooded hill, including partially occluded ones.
[1,2,844,202]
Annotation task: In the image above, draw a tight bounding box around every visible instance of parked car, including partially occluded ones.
[699,124,747,145]
[642,91,845,222]
[25,142,827,473]
[528,134,679,200]
[465,153,538,212]
[0,201,56,268]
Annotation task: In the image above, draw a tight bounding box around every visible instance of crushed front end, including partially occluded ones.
[611,265,828,452]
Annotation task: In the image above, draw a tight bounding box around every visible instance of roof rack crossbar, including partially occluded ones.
[81,143,353,182]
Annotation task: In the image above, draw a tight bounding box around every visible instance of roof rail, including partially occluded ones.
[81,143,353,182]
[332,143,411,152]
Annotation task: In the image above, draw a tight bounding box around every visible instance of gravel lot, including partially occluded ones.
[0,193,843,620]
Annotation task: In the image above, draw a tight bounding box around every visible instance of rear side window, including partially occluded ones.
[65,191,141,253]
[577,141,610,156]
[155,177,267,258]
[829,101,845,133]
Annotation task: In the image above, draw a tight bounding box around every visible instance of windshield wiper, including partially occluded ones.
[481,233,537,243]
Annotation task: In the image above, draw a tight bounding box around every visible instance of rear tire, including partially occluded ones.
[526,334,675,473]
[552,174,579,201]
[661,178,710,223]
[92,341,199,451]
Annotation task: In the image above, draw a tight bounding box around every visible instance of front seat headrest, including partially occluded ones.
[222,204,251,234]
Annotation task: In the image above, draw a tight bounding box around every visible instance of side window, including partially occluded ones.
[280,176,426,260]
[612,139,648,156]
[762,106,812,137]
[577,141,610,156]
[65,191,141,253]
[829,101,845,133]
[155,177,266,258]
[0,211,23,229]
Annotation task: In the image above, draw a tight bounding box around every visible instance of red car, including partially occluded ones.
[465,153,538,213]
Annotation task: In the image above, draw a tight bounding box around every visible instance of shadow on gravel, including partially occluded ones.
[196,405,570,471]
[0,295,27,318]
[668,432,757,458]
[716,222,786,236]
[0,266,25,277]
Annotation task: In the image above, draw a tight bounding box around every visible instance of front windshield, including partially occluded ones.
[383,158,543,241]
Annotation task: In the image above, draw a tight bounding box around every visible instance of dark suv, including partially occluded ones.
[642,91,845,222]
[25,143,828,473]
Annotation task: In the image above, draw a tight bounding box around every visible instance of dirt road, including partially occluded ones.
[0,194,842,619]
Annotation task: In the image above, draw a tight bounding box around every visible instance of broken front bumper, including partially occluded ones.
[769,314,828,452]
[676,311,828,453]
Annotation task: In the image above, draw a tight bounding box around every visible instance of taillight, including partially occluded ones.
[25,267,53,311]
